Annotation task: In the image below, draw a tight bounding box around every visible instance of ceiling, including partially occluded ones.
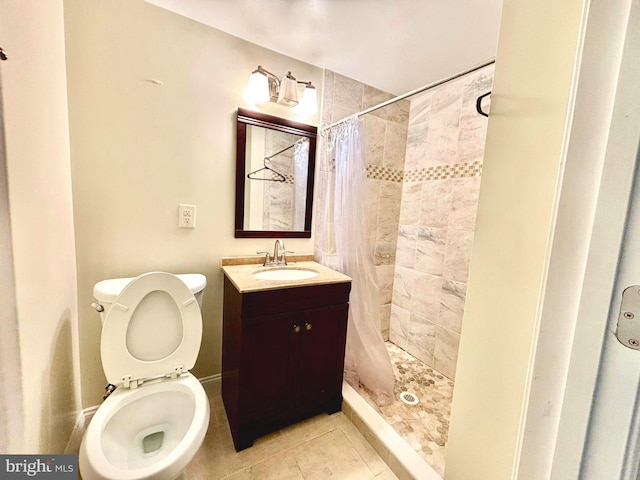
[145,0,503,95]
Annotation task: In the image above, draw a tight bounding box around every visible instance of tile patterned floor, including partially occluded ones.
[183,394,398,479]
[353,342,455,477]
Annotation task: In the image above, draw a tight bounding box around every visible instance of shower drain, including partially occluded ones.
[399,391,420,405]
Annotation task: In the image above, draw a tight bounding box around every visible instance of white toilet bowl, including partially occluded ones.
[79,272,210,480]
[80,373,209,480]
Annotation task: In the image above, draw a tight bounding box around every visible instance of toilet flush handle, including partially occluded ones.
[91,302,104,312]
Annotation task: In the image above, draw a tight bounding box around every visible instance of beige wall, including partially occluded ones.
[446,0,588,478]
[0,0,81,453]
[63,0,323,408]
[0,88,21,454]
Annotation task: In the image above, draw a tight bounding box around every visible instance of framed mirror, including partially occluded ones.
[235,107,317,238]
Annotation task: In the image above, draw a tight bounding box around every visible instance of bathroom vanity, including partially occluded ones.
[221,258,351,451]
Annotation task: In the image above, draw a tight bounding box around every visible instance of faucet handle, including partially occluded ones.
[256,250,271,266]
[281,250,294,265]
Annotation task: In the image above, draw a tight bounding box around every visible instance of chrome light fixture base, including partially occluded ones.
[246,65,317,113]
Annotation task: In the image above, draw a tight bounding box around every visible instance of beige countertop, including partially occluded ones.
[221,258,352,293]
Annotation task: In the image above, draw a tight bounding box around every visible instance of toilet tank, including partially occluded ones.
[93,273,207,324]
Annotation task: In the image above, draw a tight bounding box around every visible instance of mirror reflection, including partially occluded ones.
[235,108,317,238]
[244,126,309,231]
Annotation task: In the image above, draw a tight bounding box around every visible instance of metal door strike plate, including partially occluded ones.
[616,285,640,350]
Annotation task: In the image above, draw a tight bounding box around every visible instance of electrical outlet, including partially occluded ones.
[178,204,196,228]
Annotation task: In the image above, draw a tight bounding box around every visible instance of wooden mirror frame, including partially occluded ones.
[235,107,317,238]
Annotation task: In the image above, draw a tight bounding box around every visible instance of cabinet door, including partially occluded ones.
[296,304,349,407]
[240,311,298,419]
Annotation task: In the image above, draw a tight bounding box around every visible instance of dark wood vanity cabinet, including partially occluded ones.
[222,277,351,451]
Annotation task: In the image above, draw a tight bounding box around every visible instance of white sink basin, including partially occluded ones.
[252,268,319,281]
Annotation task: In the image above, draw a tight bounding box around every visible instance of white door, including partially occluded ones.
[579,3,640,476]
[581,168,640,478]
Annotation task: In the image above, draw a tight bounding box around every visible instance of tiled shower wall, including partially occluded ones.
[319,70,410,339]
[389,65,494,379]
[317,66,493,381]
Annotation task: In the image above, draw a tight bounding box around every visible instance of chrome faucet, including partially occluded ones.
[273,239,285,265]
[257,239,293,266]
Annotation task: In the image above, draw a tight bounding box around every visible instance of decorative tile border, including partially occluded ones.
[364,161,482,183]
[403,161,483,182]
[365,165,404,182]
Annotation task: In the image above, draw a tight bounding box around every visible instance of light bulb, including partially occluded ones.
[301,84,318,114]
[245,68,270,104]
[277,72,299,107]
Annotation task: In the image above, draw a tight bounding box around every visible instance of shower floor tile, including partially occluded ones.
[353,341,454,476]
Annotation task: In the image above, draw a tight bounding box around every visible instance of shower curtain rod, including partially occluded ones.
[324,57,496,131]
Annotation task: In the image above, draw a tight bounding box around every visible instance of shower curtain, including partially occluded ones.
[293,139,309,231]
[316,117,395,405]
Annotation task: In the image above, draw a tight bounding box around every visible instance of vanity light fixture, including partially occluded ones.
[246,65,318,113]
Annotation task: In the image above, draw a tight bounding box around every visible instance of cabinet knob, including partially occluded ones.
[292,324,301,333]
[304,322,312,331]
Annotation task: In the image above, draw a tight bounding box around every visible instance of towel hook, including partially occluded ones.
[0,47,8,61]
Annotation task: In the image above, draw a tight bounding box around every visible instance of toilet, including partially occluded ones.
[79,272,210,480]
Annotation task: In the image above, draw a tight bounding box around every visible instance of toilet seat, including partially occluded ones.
[100,272,202,388]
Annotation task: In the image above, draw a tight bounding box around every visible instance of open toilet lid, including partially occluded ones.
[100,272,202,387]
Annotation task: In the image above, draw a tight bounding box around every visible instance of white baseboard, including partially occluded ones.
[65,374,221,454]
[199,373,222,397]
